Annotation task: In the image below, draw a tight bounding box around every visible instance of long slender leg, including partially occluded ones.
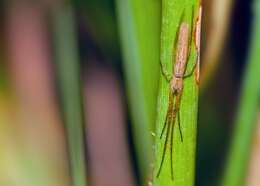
[183,57,197,78]
[160,111,169,139]
[160,62,172,82]
[160,93,174,138]
[184,5,197,79]
[177,110,183,142]
[188,5,195,55]
[157,120,171,178]
[170,113,175,180]
[173,93,183,142]
[174,94,183,142]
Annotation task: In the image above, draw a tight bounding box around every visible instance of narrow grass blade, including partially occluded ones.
[51,4,87,186]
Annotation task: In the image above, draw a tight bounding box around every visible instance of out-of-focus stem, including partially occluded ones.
[51,4,87,186]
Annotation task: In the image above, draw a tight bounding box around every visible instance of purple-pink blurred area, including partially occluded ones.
[0,1,134,186]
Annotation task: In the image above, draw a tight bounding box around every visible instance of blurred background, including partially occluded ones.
[0,0,259,186]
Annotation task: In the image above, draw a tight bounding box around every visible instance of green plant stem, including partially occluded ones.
[116,0,161,184]
[222,1,260,186]
[153,1,200,185]
[52,4,87,186]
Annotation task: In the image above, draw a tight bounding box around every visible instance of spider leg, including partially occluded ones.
[160,93,174,139]
[183,59,197,78]
[160,110,170,139]
[170,112,175,180]
[157,119,171,178]
[160,62,172,82]
[177,109,183,142]
[183,5,198,79]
